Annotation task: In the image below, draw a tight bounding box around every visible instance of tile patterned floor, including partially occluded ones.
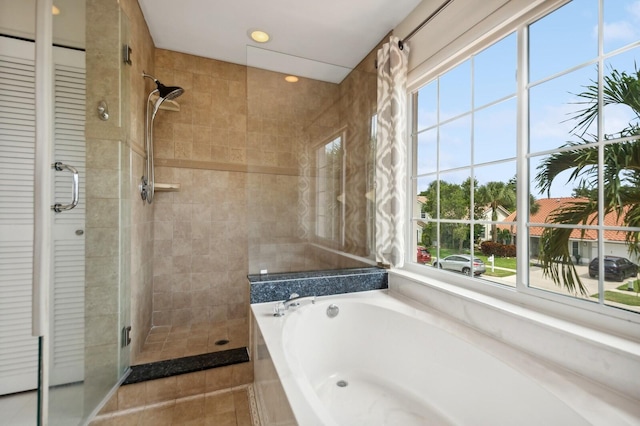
[134,319,249,365]
[1,385,89,426]
[0,391,37,426]
[91,385,257,426]
[0,320,254,426]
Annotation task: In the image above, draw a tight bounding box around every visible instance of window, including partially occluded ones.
[411,0,640,316]
[316,133,345,245]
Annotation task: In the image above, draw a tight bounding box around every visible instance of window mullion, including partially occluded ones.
[516,24,529,292]
[596,0,605,305]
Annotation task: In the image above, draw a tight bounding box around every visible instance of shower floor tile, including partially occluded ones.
[134,319,248,365]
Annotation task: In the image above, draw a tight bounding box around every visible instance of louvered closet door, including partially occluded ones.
[0,37,38,395]
[50,46,85,386]
[0,36,86,394]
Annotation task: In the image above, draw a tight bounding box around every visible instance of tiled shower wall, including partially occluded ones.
[147,41,380,329]
[246,67,341,274]
[246,49,380,273]
[150,51,251,328]
[151,167,248,326]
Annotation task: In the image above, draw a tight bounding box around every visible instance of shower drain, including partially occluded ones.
[336,380,348,387]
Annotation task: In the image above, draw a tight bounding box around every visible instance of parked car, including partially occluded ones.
[433,254,486,276]
[416,247,431,264]
[588,256,638,281]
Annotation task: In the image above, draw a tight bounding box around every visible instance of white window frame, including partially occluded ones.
[402,0,640,332]
[314,129,346,246]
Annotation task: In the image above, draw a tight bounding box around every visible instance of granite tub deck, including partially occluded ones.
[248,267,388,303]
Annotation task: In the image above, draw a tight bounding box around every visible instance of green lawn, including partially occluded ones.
[591,291,640,306]
[483,269,515,278]
[429,247,517,270]
[616,280,640,293]
[425,247,516,277]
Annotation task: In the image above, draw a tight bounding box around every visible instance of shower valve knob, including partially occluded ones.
[97,100,109,121]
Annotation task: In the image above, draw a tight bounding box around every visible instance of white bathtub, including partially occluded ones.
[251,290,640,425]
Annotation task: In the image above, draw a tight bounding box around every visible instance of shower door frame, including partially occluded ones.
[33,1,55,423]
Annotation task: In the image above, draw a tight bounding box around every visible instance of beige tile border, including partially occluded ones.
[155,158,299,176]
[246,384,261,426]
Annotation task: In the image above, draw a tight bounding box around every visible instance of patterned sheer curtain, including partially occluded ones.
[375,36,409,268]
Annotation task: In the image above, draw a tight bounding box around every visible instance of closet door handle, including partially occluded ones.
[51,162,79,212]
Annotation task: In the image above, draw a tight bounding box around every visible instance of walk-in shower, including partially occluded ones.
[140,72,184,204]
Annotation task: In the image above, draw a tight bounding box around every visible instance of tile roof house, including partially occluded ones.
[481,204,512,242]
[500,197,637,265]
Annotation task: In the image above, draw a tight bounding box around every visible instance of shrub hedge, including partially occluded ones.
[480,241,516,257]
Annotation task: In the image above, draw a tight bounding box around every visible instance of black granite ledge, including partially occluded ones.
[123,347,249,385]
[249,267,388,304]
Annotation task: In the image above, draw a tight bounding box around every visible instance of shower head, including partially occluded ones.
[142,72,184,101]
[157,81,184,101]
[140,72,185,204]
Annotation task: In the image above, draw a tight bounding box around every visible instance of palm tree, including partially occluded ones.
[497,228,512,245]
[535,67,640,296]
[477,181,516,242]
[507,175,540,216]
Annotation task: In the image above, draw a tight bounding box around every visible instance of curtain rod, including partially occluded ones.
[398,0,455,50]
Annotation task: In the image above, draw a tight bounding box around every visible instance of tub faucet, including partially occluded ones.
[273,293,316,316]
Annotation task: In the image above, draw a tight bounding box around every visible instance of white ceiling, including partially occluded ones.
[0,0,85,49]
[138,0,423,83]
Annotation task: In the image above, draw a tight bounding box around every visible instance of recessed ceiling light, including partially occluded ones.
[52,5,60,15]
[250,30,270,43]
[285,76,299,83]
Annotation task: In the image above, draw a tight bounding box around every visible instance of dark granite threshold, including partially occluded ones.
[123,347,249,385]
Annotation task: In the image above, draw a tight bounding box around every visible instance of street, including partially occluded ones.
[485,264,640,313]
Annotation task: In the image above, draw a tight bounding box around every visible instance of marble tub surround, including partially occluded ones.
[248,267,387,303]
[389,270,640,403]
[252,290,640,425]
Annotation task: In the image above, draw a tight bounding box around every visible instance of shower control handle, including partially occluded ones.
[51,162,79,213]
[97,100,109,121]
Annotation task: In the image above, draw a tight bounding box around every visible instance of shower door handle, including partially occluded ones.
[51,162,79,212]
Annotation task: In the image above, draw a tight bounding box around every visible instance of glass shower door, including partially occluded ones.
[45,0,131,423]
[47,41,87,425]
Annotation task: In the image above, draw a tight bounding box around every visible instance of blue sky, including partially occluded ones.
[415,0,640,199]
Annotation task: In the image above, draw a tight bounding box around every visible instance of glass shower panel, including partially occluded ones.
[245,45,377,274]
[47,0,130,424]
[118,7,132,384]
